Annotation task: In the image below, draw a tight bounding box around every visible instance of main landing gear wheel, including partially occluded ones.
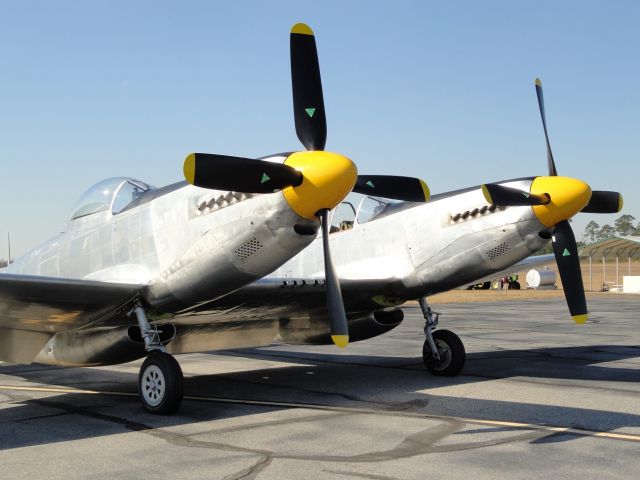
[138,351,184,414]
[422,329,466,377]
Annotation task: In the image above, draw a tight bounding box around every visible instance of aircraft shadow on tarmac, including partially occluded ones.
[1,343,639,451]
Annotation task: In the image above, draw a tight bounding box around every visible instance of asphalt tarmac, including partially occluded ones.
[1,296,639,479]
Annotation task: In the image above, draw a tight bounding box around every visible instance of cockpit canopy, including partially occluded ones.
[69,177,155,221]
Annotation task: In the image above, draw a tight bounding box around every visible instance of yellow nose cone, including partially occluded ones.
[282,151,358,220]
[531,176,592,228]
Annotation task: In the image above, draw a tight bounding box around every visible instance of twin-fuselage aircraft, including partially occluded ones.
[0,23,622,415]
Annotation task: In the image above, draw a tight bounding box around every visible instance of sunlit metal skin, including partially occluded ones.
[267,178,551,300]
[138,175,585,354]
[2,161,333,366]
[5,164,320,313]
[10,175,590,368]
[249,173,600,343]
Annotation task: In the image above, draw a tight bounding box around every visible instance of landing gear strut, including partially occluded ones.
[130,301,183,414]
[419,297,465,376]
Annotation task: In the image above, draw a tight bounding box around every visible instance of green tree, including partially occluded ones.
[583,220,600,243]
[596,224,616,240]
[614,214,636,236]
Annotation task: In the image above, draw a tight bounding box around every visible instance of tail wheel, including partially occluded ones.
[138,351,184,414]
[423,329,465,376]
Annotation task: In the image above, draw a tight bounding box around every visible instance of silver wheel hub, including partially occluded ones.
[141,364,165,407]
[431,339,452,370]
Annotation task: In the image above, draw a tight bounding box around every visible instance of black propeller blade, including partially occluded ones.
[551,220,588,323]
[534,79,590,323]
[535,78,558,176]
[290,24,348,346]
[482,183,550,207]
[581,191,623,214]
[184,153,303,193]
[291,23,327,151]
[318,209,349,347]
[353,175,430,202]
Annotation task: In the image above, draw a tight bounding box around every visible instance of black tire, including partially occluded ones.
[138,351,184,414]
[423,329,465,376]
[508,281,521,290]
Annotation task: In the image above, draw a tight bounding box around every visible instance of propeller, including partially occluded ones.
[551,220,587,323]
[481,79,622,323]
[481,183,549,207]
[581,191,624,214]
[291,23,327,151]
[535,78,558,177]
[353,176,430,202]
[319,209,349,347]
[183,23,431,348]
[289,24,429,202]
[184,154,302,193]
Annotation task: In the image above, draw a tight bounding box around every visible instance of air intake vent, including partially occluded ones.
[234,237,263,260]
[485,242,510,261]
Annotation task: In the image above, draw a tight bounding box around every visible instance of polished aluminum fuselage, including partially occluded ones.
[267,178,549,297]
[5,182,318,312]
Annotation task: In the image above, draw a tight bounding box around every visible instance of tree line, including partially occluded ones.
[582,214,638,244]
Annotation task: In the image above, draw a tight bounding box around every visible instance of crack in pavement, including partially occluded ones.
[222,455,272,480]
[20,397,557,464]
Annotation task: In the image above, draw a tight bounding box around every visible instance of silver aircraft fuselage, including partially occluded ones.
[4,175,319,312]
[267,177,549,298]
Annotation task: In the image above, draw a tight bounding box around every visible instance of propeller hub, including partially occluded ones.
[531,176,592,228]
[282,151,357,220]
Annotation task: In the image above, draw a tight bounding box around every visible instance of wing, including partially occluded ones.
[177,276,405,320]
[0,273,143,363]
[160,276,404,352]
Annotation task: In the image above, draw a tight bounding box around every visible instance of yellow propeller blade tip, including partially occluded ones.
[481,184,493,204]
[572,314,588,324]
[535,78,542,86]
[419,180,431,201]
[618,194,624,212]
[183,154,196,184]
[331,335,349,348]
[291,23,314,36]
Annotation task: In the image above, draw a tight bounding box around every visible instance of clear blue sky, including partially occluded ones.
[1,1,638,257]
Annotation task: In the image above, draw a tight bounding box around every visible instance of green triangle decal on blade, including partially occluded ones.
[366,180,375,188]
[260,173,270,184]
[523,192,530,198]
[562,248,571,257]
[305,107,316,118]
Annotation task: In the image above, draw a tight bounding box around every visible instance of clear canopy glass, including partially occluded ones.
[69,177,154,220]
